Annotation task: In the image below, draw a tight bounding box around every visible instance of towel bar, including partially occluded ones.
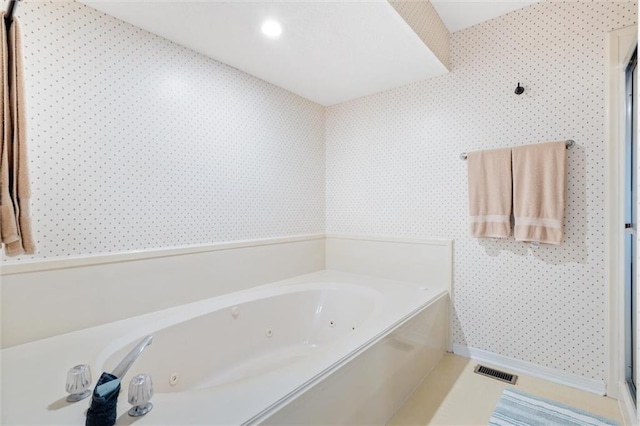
[459,139,574,161]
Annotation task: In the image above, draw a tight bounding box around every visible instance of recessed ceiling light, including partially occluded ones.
[261,20,282,39]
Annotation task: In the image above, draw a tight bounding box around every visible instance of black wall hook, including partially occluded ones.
[515,82,525,95]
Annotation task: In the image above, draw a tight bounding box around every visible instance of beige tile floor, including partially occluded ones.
[389,353,623,425]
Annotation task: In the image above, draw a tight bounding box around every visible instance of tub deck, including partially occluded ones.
[1,270,448,425]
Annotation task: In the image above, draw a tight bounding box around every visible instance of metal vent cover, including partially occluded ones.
[474,364,518,385]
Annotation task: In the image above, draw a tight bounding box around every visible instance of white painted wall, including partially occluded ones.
[325,2,637,384]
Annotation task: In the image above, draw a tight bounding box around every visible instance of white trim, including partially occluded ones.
[606,24,637,400]
[0,233,326,276]
[453,343,606,396]
[1,233,452,276]
[617,381,637,426]
[325,232,452,247]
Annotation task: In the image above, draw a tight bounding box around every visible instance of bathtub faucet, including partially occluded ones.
[85,335,154,426]
[112,335,154,378]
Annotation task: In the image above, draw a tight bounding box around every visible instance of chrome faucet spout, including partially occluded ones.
[111,335,153,379]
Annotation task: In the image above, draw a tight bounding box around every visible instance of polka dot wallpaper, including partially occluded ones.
[4,1,326,263]
[389,0,450,69]
[4,0,637,385]
[326,2,636,381]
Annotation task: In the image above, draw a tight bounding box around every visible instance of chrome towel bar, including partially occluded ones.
[459,139,574,161]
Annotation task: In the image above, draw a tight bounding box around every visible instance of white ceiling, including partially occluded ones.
[431,0,538,33]
[80,0,537,106]
[82,0,449,106]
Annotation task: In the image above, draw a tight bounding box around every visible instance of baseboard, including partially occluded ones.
[453,343,606,396]
[617,381,637,425]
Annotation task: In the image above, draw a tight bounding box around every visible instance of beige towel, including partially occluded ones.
[0,12,19,247]
[0,16,34,256]
[467,147,512,238]
[512,141,567,245]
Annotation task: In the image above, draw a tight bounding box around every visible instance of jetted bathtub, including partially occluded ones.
[1,270,449,425]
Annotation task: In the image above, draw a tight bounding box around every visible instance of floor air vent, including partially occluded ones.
[474,364,518,384]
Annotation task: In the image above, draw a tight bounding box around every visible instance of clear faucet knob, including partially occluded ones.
[65,364,92,402]
[128,373,153,417]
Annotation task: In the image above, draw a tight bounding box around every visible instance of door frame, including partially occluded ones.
[606,24,637,422]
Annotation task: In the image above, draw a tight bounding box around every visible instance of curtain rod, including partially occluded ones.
[459,139,575,161]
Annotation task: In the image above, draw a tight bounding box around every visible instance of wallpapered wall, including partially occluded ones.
[5,0,638,384]
[4,1,325,262]
[326,2,636,382]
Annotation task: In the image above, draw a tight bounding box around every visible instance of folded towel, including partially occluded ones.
[512,141,567,245]
[467,147,512,238]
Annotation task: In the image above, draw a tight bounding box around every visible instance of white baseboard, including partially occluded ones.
[617,381,637,426]
[453,343,606,396]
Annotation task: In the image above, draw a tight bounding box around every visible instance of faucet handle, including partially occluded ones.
[128,373,154,417]
[65,364,92,402]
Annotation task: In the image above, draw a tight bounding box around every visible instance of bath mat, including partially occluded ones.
[488,389,619,426]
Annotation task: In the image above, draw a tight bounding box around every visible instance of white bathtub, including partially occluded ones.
[1,270,448,425]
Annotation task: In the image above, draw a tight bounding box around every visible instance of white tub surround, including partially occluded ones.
[0,270,448,425]
[1,234,454,350]
[0,235,325,348]
[325,234,452,294]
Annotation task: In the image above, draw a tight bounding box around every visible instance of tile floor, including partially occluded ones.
[388,353,623,425]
